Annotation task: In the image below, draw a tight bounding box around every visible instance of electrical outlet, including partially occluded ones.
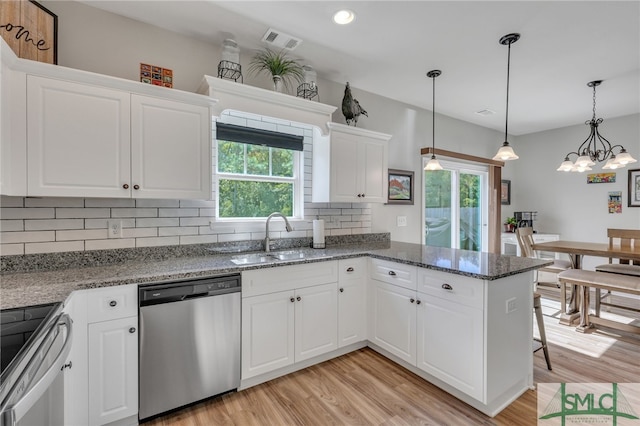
[107,220,122,239]
[506,297,517,314]
[397,216,407,227]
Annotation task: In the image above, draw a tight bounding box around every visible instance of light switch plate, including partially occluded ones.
[397,216,407,227]
[107,220,122,238]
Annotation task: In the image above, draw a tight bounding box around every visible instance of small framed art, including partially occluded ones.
[501,180,511,205]
[387,169,414,205]
[628,169,640,207]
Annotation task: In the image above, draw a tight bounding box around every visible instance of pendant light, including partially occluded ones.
[493,33,520,161]
[556,80,636,172]
[424,70,443,171]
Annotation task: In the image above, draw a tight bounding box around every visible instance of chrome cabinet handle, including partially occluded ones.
[388,271,397,276]
[133,184,140,190]
[290,297,295,303]
[296,296,302,301]
[346,267,354,272]
[122,184,129,189]
[442,283,453,290]
[109,300,117,307]
[129,327,136,333]
[416,300,422,305]
[339,288,344,293]
[410,298,415,304]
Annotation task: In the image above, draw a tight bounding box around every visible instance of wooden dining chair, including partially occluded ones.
[594,228,640,315]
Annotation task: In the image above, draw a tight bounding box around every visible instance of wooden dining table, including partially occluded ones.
[532,240,640,328]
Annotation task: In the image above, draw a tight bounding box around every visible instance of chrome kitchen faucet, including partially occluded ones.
[264,212,293,252]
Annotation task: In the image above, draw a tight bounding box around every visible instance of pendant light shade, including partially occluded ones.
[424,69,443,171]
[492,33,520,162]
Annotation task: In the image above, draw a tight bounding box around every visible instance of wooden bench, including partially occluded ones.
[558,269,640,334]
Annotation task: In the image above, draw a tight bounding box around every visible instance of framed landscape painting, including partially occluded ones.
[387,169,414,205]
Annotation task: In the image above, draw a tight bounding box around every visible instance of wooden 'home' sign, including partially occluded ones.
[0,0,57,64]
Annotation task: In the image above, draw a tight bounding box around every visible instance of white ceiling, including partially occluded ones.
[81,1,640,136]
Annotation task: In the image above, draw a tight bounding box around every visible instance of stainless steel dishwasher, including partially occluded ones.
[138,274,241,422]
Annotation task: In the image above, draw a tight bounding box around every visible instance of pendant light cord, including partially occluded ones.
[432,74,436,154]
[504,40,511,143]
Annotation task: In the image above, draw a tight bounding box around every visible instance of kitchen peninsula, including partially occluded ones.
[1,239,551,420]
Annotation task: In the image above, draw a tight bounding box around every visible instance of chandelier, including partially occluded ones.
[557,80,636,172]
[424,70,443,171]
[492,33,520,162]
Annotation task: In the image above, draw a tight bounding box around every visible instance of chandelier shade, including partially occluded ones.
[556,80,636,172]
[424,69,443,171]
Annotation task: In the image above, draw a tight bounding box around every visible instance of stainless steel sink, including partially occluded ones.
[230,254,274,265]
[270,250,308,261]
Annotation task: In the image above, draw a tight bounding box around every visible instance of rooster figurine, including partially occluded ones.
[342,82,368,126]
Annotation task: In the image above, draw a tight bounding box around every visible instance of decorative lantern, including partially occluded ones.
[297,65,318,100]
[218,38,242,82]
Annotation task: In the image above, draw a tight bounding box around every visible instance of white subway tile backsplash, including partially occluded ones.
[136,199,180,208]
[198,208,215,217]
[158,227,198,236]
[85,239,135,251]
[25,219,84,231]
[25,241,84,254]
[0,196,24,208]
[85,218,135,229]
[180,217,210,227]
[56,208,110,218]
[25,197,84,208]
[0,243,24,256]
[136,236,180,248]
[1,231,55,243]
[158,208,198,217]
[1,208,54,220]
[180,234,218,245]
[0,220,24,232]
[112,208,158,218]
[85,198,135,208]
[122,228,158,238]
[179,199,215,208]
[56,229,108,241]
[217,233,250,243]
[135,218,179,228]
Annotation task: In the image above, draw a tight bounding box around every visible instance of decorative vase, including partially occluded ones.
[272,75,284,93]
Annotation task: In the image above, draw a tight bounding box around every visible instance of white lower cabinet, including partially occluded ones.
[241,262,340,381]
[369,280,417,364]
[63,284,138,426]
[416,293,484,401]
[88,317,138,426]
[337,258,367,347]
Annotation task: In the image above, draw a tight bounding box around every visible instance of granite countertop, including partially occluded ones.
[0,241,550,310]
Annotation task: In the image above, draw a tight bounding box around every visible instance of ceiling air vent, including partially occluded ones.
[261,28,302,51]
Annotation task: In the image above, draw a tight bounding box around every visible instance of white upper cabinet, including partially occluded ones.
[27,76,131,198]
[0,40,215,199]
[26,76,211,199]
[312,122,390,203]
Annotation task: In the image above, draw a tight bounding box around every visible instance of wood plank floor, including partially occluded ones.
[144,289,639,426]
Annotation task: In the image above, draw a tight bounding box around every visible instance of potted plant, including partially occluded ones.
[248,48,304,93]
[505,217,517,233]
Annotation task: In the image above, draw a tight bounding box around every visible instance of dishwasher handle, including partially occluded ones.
[1,313,72,426]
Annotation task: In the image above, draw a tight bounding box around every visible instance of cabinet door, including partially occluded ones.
[360,139,387,203]
[131,95,211,199]
[27,76,131,197]
[242,291,295,379]
[88,317,138,426]
[369,280,416,364]
[338,258,367,347]
[329,131,360,202]
[295,283,338,362]
[417,294,484,401]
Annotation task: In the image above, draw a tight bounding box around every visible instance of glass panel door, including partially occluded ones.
[424,160,488,251]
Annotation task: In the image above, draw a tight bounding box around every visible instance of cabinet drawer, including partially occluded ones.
[242,261,338,297]
[339,257,367,281]
[86,284,138,323]
[369,258,417,290]
[417,269,483,309]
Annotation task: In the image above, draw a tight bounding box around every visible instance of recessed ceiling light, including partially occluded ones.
[333,10,355,25]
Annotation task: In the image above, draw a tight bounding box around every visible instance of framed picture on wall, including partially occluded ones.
[628,169,640,207]
[0,0,58,64]
[501,180,511,205]
[387,169,414,205]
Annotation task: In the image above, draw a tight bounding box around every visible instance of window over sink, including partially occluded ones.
[215,121,304,219]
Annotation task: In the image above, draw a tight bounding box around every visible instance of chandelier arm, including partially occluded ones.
[576,124,596,156]
[594,129,614,154]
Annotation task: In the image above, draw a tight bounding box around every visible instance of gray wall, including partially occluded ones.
[37,1,640,259]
